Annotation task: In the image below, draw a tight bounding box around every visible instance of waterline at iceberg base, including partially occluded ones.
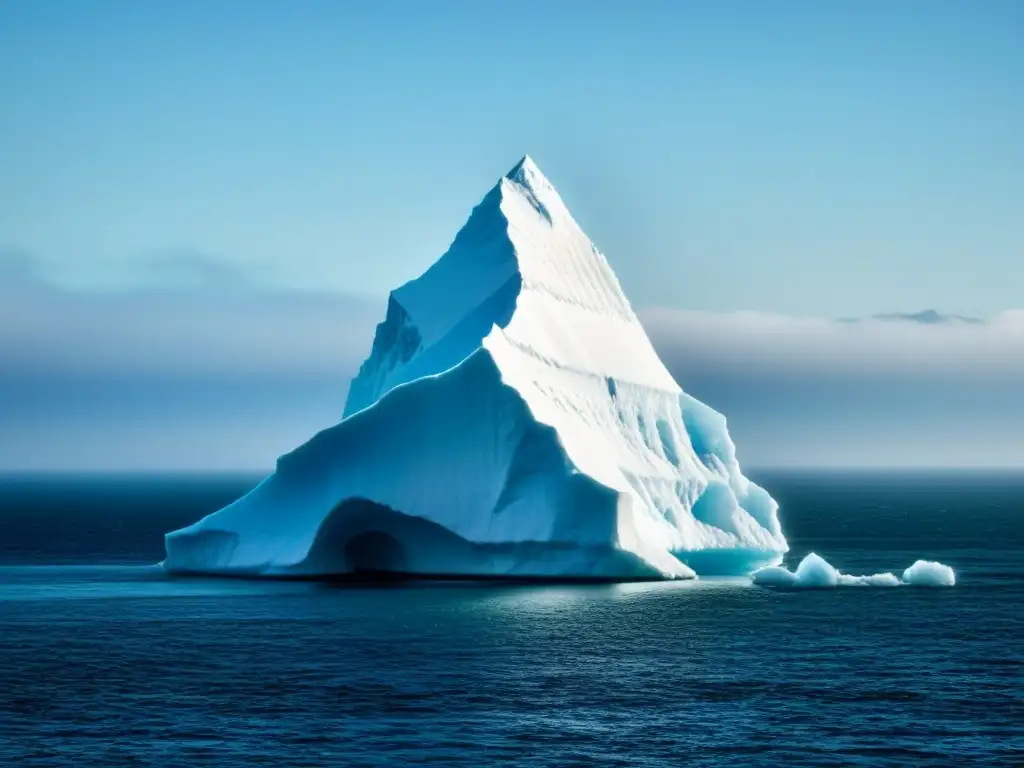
[163,156,788,581]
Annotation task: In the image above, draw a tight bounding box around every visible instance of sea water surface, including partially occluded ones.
[0,472,1022,767]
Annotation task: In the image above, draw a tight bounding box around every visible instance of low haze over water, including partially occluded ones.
[1,472,1022,767]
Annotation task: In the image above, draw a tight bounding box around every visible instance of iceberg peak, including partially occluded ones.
[503,154,560,225]
[505,154,541,183]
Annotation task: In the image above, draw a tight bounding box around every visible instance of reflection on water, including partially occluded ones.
[0,565,742,604]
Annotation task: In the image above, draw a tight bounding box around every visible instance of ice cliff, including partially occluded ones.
[164,156,788,580]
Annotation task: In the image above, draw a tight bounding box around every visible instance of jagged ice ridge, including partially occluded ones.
[164,156,788,580]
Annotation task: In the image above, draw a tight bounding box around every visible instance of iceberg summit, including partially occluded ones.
[164,156,788,580]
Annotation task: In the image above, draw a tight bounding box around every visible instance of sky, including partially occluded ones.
[1,0,1023,470]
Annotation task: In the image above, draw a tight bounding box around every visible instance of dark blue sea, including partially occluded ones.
[1,472,1022,767]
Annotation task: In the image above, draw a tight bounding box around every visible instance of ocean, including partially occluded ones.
[0,472,1021,767]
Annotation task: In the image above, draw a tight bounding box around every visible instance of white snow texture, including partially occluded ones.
[752,553,955,588]
[163,156,788,580]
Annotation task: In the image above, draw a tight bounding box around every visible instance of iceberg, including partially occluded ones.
[163,156,787,580]
[902,559,956,586]
[752,553,955,588]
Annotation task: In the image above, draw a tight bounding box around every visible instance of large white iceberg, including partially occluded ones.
[163,156,787,580]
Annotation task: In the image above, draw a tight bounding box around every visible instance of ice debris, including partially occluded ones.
[752,552,955,588]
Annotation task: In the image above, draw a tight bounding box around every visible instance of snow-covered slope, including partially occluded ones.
[164,156,787,580]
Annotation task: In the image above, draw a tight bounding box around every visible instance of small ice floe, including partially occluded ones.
[752,552,955,588]
[901,559,956,587]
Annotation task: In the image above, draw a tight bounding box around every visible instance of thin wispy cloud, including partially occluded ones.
[2,251,1022,469]
[0,251,382,378]
[640,307,1024,382]
[5,249,1022,382]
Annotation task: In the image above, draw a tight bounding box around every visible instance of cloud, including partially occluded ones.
[0,247,48,291]
[6,248,1021,383]
[0,250,382,378]
[2,250,1021,469]
[863,310,983,326]
[121,248,263,293]
[639,307,1024,382]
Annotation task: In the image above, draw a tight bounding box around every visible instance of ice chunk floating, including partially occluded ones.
[163,156,788,580]
[902,560,956,587]
[752,553,955,588]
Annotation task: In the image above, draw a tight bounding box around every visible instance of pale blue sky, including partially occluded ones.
[2,0,1022,316]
